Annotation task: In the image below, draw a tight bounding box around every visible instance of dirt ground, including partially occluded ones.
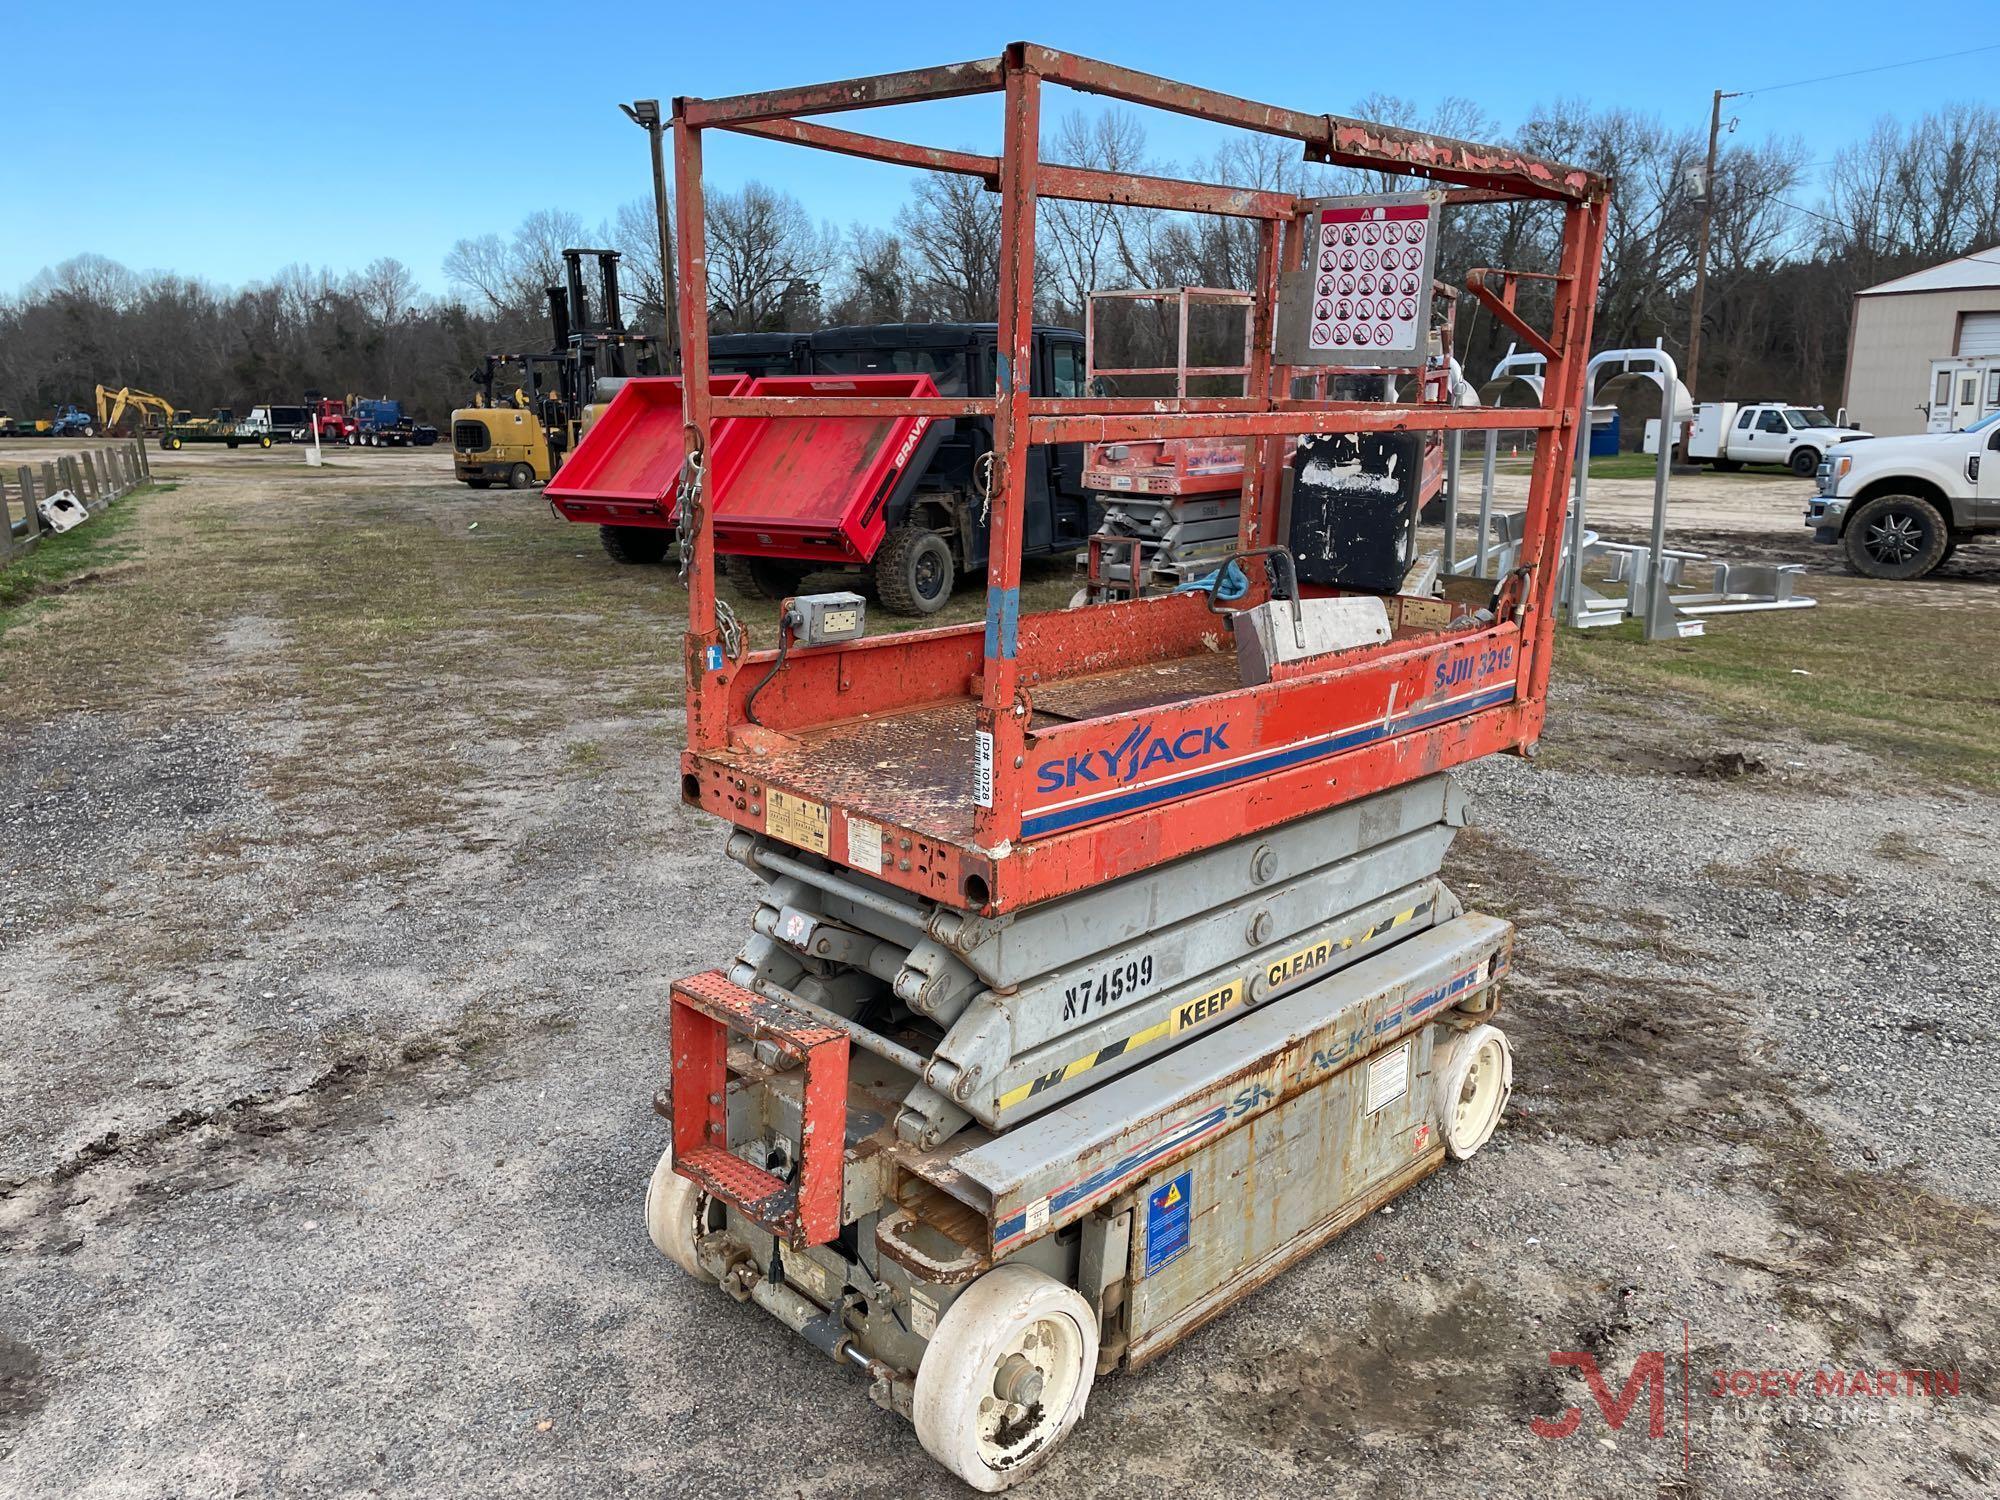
[2,442,1995,1499]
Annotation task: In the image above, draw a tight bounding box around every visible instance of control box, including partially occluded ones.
[789,591,868,647]
[1275,190,1443,368]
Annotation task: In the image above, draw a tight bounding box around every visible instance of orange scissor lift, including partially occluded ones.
[647,43,1606,1490]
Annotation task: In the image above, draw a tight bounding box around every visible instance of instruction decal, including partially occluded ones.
[766,790,830,855]
[1367,1043,1410,1114]
[1144,1171,1193,1276]
[845,816,884,875]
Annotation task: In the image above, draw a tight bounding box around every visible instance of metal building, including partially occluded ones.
[1843,246,2000,436]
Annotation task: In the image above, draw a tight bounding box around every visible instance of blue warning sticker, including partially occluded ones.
[1144,1170,1193,1276]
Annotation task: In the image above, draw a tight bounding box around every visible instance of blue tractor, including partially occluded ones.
[50,404,96,437]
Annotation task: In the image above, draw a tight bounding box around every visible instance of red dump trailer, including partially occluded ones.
[544,373,950,610]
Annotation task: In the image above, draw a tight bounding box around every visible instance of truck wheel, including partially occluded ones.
[1438,1023,1513,1160]
[507,463,535,490]
[644,1142,718,1284]
[1843,493,1949,580]
[725,556,810,599]
[1789,446,1821,477]
[873,525,955,615]
[599,526,671,565]
[913,1264,1098,1492]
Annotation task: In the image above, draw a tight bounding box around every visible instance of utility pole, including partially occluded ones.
[1685,88,1741,402]
[620,99,679,372]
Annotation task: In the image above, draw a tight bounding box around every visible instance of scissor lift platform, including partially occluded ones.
[644,38,1607,1493]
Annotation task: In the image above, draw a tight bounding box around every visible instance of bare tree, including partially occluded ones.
[897,170,1002,322]
[703,182,837,332]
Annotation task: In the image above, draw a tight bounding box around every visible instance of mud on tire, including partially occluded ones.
[872,525,955,616]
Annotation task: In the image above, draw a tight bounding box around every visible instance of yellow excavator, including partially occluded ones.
[96,385,177,438]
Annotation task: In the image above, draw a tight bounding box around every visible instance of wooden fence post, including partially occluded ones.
[80,452,100,507]
[1,472,14,562]
[23,466,44,539]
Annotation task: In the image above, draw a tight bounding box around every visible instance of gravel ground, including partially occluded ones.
[1,446,1994,1498]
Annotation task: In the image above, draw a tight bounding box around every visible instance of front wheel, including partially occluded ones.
[913,1264,1099,1492]
[259,436,272,449]
[1438,1023,1513,1159]
[872,524,955,615]
[1842,493,1949,581]
[506,463,535,490]
[1789,446,1821,477]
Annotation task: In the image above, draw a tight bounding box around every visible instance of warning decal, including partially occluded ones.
[766,790,830,855]
[1144,1170,1194,1276]
[1308,204,1430,357]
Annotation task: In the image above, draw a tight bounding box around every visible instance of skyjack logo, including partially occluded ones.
[1033,720,1231,793]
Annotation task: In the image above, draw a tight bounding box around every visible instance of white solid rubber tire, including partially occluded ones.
[913,1264,1098,1492]
[1438,1023,1513,1160]
[644,1142,716,1284]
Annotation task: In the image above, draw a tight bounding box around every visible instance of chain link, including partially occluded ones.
[673,446,744,662]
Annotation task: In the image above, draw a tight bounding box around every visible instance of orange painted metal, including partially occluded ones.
[666,43,1609,914]
[669,971,849,1247]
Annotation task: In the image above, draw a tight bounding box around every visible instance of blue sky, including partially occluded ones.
[9,1,1995,298]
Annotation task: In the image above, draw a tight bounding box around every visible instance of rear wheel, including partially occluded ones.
[599,525,671,565]
[643,1143,718,1284]
[1789,446,1821,477]
[873,524,955,615]
[259,436,272,449]
[1843,493,1949,580]
[725,556,811,599]
[913,1264,1098,1492]
[507,463,535,490]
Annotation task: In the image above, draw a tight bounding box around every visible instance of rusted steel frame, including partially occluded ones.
[1465,268,1563,364]
[1518,198,1608,741]
[722,115,1295,221]
[721,116,998,185]
[1032,406,1562,444]
[1032,396,1263,414]
[709,395,998,419]
[1305,123,1595,201]
[1080,365,1252,379]
[1238,217,1283,564]
[975,60,1041,850]
[1023,44,1599,201]
[1037,163,1297,220]
[671,108,726,755]
[678,55,1005,127]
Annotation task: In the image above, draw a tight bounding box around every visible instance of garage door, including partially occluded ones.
[1960,311,2000,356]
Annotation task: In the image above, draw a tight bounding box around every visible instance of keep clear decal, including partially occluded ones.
[1144,1171,1193,1276]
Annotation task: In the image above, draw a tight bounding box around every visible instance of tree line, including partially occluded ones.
[2,98,1994,424]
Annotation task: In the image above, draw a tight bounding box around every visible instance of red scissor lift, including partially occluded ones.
[648,43,1606,1491]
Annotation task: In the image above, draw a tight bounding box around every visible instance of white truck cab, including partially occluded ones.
[1688,401,1871,476]
[1806,411,2000,579]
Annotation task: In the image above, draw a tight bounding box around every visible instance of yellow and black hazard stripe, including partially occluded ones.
[995,898,1433,1114]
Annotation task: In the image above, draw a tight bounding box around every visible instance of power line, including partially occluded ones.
[1738,40,2000,97]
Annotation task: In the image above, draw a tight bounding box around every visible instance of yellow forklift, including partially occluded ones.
[452,248,660,489]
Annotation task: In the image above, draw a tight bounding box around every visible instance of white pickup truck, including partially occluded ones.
[1806,412,2000,579]
[1686,401,1871,476]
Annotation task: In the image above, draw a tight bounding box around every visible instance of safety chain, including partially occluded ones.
[673,447,744,662]
[973,450,997,525]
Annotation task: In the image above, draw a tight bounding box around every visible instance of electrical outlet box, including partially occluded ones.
[790,591,867,646]
[1275,190,1443,368]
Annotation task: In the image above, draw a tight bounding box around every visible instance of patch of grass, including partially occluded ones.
[1558,587,2000,791]
[0,492,148,624]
